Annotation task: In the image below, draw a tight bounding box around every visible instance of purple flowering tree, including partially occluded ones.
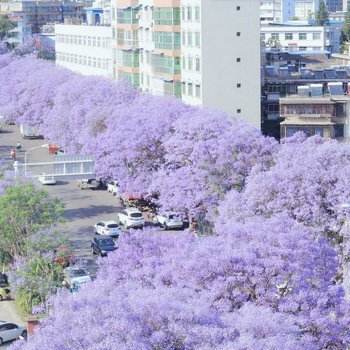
[10,217,350,349]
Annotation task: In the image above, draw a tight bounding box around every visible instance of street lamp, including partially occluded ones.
[24,144,49,177]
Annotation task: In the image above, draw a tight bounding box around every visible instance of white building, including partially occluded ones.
[7,14,32,45]
[55,24,113,78]
[260,0,295,23]
[180,1,261,128]
[295,0,319,20]
[113,0,261,129]
[261,22,342,53]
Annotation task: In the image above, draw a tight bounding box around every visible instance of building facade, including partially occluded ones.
[260,0,295,23]
[261,22,342,53]
[295,0,319,20]
[55,24,113,78]
[111,0,261,128]
[0,1,85,33]
[7,14,32,45]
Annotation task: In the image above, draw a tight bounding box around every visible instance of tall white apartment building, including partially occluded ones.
[113,0,261,129]
[260,0,295,23]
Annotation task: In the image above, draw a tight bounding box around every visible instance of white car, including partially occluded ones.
[156,213,184,230]
[107,181,120,197]
[0,321,27,345]
[38,173,56,185]
[118,208,144,229]
[63,267,92,288]
[94,221,121,238]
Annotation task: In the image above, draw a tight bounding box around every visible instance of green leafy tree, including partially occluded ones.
[0,183,63,261]
[266,37,282,50]
[0,15,14,42]
[341,8,350,50]
[316,0,329,26]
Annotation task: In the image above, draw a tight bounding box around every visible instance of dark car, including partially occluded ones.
[91,236,117,257]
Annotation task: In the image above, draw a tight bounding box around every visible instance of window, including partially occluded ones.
[182,56,186,69]
[271,33,279,40]
[237,32,241,37]
[195,84,200,98]
[195,6,200,21]
[182,82,186,95]
[236,6,240,10]
[285,33,293,40]
[195,32,200,47]
[195,57,200,72]
[236,58,241,62]
[182,31,185,45]
[237,109,241,114]
[187,31,192,46]
[188,83,193,96]
[182,7,185,21]
[299,46,307,51]
[299,33,307,40]
[313,32,321,40]
[260,33,265,41]
[188,56,193,70]
[237,83,241,88]
[187,6,192,20]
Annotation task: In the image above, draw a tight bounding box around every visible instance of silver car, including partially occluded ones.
[0,321,27,345]
[63,267,92,288]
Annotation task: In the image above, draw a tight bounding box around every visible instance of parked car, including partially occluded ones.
[107,181,120,197]
[118,207,144,229]
[0,321,27,345]
[156,213,184,230]
[38,173,56,185]
[63,266,92,288]
[91,236,117,257]
[94,221,121,238]
[77,178,98,190]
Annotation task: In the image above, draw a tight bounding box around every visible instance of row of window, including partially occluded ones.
[261,32,322,41]
[182,55,201,72]
[182,82,201,99]
[181,6,200,22]
[182,31,200,47]
[56,52,111,70]
[56,34,111,48]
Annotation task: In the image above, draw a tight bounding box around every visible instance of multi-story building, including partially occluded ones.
[295,0,319,20]
[261,21,342,53]
[260,0,295,23]
[280,84,350,140]
[55,23,113,78]
[326,0,342,11]
[7,14,32,45]
[261,49,350,139]
[111,0,261,128]
[0,1,85,33]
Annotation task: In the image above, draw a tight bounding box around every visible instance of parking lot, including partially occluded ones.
[0,125,184,278]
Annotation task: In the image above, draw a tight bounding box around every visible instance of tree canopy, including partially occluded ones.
[0,54,349,349]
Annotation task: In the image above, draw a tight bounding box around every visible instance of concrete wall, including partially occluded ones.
[200,0,261,129]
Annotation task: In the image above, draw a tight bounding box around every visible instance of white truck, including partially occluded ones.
[20,124,42,139]
[156,213,184,230]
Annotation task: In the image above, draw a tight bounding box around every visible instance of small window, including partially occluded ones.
[237,32,241,37]
[236,6,240,10]
[237,109,241,114]
[237,83,241,88]
[236,58,241,62]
